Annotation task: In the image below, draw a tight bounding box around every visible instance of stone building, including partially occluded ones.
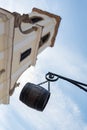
[0,8,61,104]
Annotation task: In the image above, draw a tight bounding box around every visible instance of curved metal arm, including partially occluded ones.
[45,72,87,92]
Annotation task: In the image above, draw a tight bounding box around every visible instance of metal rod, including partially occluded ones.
[48,81,50,92]
[48,72,87,86]
[69,81,87,92]
[37,80,48,86]
[46,72,87,92]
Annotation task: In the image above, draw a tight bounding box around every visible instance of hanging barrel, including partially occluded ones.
[19,82,50,111]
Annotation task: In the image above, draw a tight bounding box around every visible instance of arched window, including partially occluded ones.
[30,16,43,24]
[39,32,50,47]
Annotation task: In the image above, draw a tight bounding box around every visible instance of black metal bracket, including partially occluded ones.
[45,72,87,92]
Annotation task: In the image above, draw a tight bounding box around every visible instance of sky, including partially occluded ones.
[0,0,87,130]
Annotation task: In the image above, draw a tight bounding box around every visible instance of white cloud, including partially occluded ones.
[1,66,85,130]
[36,42,87,82]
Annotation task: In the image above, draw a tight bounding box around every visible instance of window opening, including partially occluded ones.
[30,16,43,24]
[39,32,50,47]
[20,48,31,62]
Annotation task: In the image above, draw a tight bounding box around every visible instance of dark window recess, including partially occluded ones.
[39,32,50,47]
[30,16,43,24]
[20,48,31,62]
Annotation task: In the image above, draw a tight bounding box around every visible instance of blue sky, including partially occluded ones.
[0,0,87,130]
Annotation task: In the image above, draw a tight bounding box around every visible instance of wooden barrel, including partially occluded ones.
[19,82,50,111]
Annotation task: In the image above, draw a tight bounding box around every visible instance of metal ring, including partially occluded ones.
[45,72,59,82]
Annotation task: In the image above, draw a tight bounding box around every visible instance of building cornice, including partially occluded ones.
[32,8,61,47]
